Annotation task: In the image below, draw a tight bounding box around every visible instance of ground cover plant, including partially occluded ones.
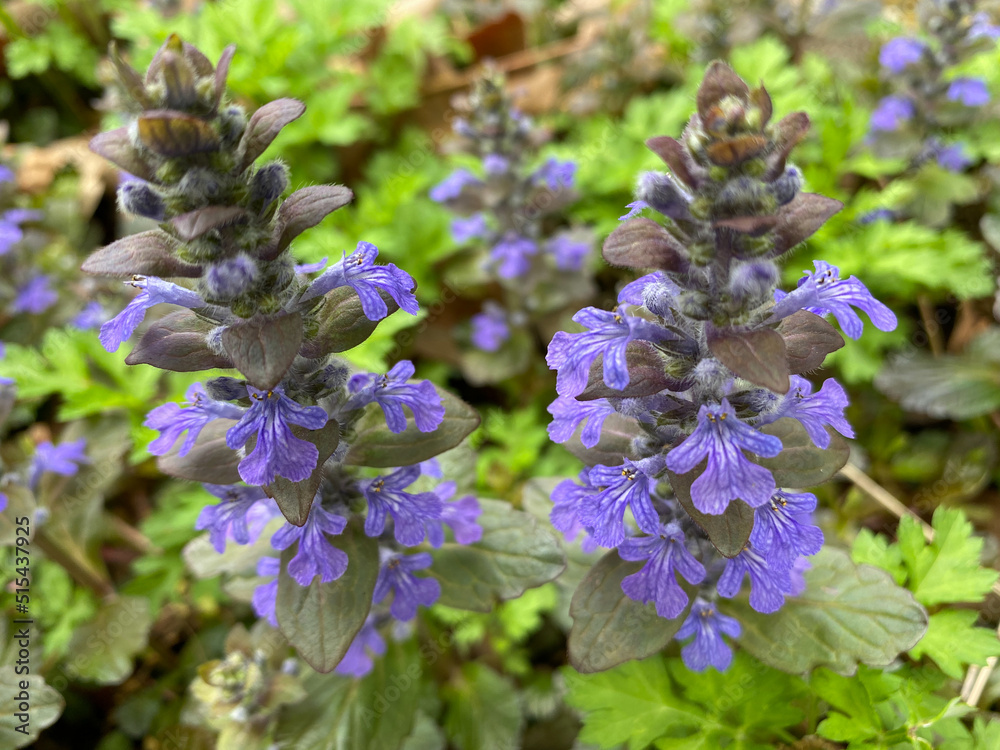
[2,1,1000,748]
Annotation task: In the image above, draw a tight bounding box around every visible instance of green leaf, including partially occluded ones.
[899,507,999,606]
[274,639,421,750]
[64,597,153,685]
[0,673,64,748]
[909,609,1000,679]
[345,387,479,468]
[721,547,927,675]
[753,418,850,487]
[276,518,378,673]
[568,551,689,673]
[812,666,888,744]
[427,499,565,612]
[851,528,906,585]
[442,663,523,750]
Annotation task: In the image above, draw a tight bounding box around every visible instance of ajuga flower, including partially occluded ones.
[12,275,57,315]
[252,557,281,626]
[270,501,349,586]
[676,599,741,672]
[580,459,661,547]
[879,37,925,73]
[870,96,915,132]
[470,302,509,352]
[618,523,706,618]
[947,77,990,107]
[146,383,244,457]
[346,360,445,433]
[100,276,204,352]
[29,439,89,489]
[358,466,442,546]
[196,484,274,553]
[547,396,615,448]
[750,491,824,568]
[717,545,794,614]
[336,620,387,677]
[760,376,853,449]
[426,481,483,547]
[373,551,441,620]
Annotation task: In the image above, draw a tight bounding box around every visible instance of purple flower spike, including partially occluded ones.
[29,438,89,489]
[490,233,538,279]
[581,459,660,548]
[770,261,897,339]
[546,306,676,398]
[470,302,509,352]
[547,396,614,448]
[346,360,445,433]
[717,545,793,614]
[99,276,205,352]
[300,241,419,321]
[195,484,271,553]
[426,481,483,547]
[870,96,915,132]
[750,490,824,568]
[225,386,329,486]
[665,400,782,514]
[618,523,707,619]
[430,169,481,202]
[145,382,244,457]
[270,501,349,586]
[947,78,990,107]
[359,466,443,546]
[336,619,387,678]
[373,551,441,620]
[676,598,742,672]
[12,275,58,315]
[252,556,280,626]
[548,234,590,271]
[879,38,924,73]
[765,376,853,448]
[451,213,488,243]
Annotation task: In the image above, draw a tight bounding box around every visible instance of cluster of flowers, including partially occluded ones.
[546,63,897,671]
[869,0,998,172]
[430,66,593,356]
[86,36,481,676]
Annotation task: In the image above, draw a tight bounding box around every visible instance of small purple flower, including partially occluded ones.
[947,78,990,107]
[581,459,661,547]
[419,458,443,479]
[70,301,107,329]
[373,551,441,620]
[470,302,509,352]
[225,386,329,486]
[336,619,387,678]
[750,490,824,568]
[547,396,614,448]
[489,233,538,279]
[858,208,896,224]
[483,154,510,175]
[676,598,741,672]
[936,143,971,172]
[619,200,650,221]
[300,241,418,321]
[195,484,272,553]
[294,257,328,274]
[665,400,783,515]
[879,38,924,73]
[29,438,89,489]
[359,466,443,546]
[99,276,205,352]
[717,545,793,614]
[970,12,1000,40]
[346,360,444,433]
[0,165,13,183]
[547,234,590,271]
[205,253,259,299]
[145,383,244,457]
[430,169,481,202]
[252,556,280,626]
[0,208,41,256]
[870,96,915,132]
[761,376,853,449]
[617,272,668,306]
[0,493,7,513]
[546,306,676,398]
[534,158,576,189]
[12,275,57,315]
[426,481,483,547]
[618,523,706,618]
[551,471,597,547]
[451,213,488,243]
[770,260,897,339]
[271,501,349,586]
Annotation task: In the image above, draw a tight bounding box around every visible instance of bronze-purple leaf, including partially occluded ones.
[751,85,773,126]
[171,205,249,242]
[771,193,843,256]
[89,129,157,182]
[603,218,688,272]
[696,61,750,119]
[181,41,214,76]
[81,231,201,278]
[267,185,353,259]
[109,43,150,107]
[753,418,850,487]
[706,135,769,166]
[778,310,844,373]
[299,286,398,359]
[264,420,341,526]
[158,418,241,484]
[563,412,640,467]
[765,111,811,179]
[235,98,306,173]
[137,110,220,157]
[577,342,673,401]
[667,464,754,558]
[125,310,233,372]
[221,312,303,390]
[708,326,790,394]
[645,136,701,189]
[213,45,237,109]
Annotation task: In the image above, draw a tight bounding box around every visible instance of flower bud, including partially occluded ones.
[249,162,290,209]
[205,253,259,300]
[642,281,678,319]
[205,376,248,401]
[218,105,247,147]
[729,261,779,304]
[118,181,166,220]
[771,166,802,206]
[636,172,691,220]
[178,167,225,205]
[678,290,712,320]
